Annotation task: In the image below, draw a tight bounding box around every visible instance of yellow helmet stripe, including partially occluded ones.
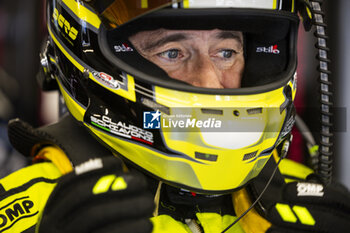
[141,0,148,8]
[57,80,86,121]
[62,0,101,30]
[183,0,190,8]
[292,0,295,13]
[273,0,278,9]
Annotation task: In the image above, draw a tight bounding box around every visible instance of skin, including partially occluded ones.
[129,29,245,88]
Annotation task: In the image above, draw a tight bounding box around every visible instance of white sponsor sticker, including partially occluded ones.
[75,158,103,175]
[297,182,324,197]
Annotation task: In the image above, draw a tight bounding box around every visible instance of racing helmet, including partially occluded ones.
[41,0,307,193]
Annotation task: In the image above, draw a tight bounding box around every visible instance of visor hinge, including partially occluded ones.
[37,39,59,91]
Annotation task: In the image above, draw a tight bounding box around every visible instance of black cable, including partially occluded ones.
[221,140,290,233]
[309,0,334,185]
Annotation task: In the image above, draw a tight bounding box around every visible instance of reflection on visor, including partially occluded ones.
[87,0,183,28]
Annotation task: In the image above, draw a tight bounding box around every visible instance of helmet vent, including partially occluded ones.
[195,152,218,162]
[141,97,170,115]
[200,108,223,115]
[247,108,263,115]
[243,151,258,161]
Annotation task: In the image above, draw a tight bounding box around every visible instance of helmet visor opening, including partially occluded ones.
[99,8,299,94]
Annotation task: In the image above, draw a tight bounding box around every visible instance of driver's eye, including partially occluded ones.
[219,50,237,59]
[160,49,179,59]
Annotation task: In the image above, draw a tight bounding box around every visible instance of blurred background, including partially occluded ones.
[0,0,349,188]
[0,0,58,177]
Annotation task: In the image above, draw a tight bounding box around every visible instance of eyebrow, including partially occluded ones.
[142,33,190,52]
[215,31,243,45]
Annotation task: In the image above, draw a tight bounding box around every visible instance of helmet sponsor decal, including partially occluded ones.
[52,8,78,42]
[90,114,154,145]
[256,44,280,54]
[92,71,120,89]
[114,43,134,52]
[280,115,295,139]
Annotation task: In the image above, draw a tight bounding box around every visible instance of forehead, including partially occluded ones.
[130,29,244,51]
[131,29,243,41]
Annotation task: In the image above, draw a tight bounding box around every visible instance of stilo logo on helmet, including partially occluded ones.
[256,44,281,54]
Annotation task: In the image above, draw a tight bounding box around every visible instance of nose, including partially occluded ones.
[188,55,223,88]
